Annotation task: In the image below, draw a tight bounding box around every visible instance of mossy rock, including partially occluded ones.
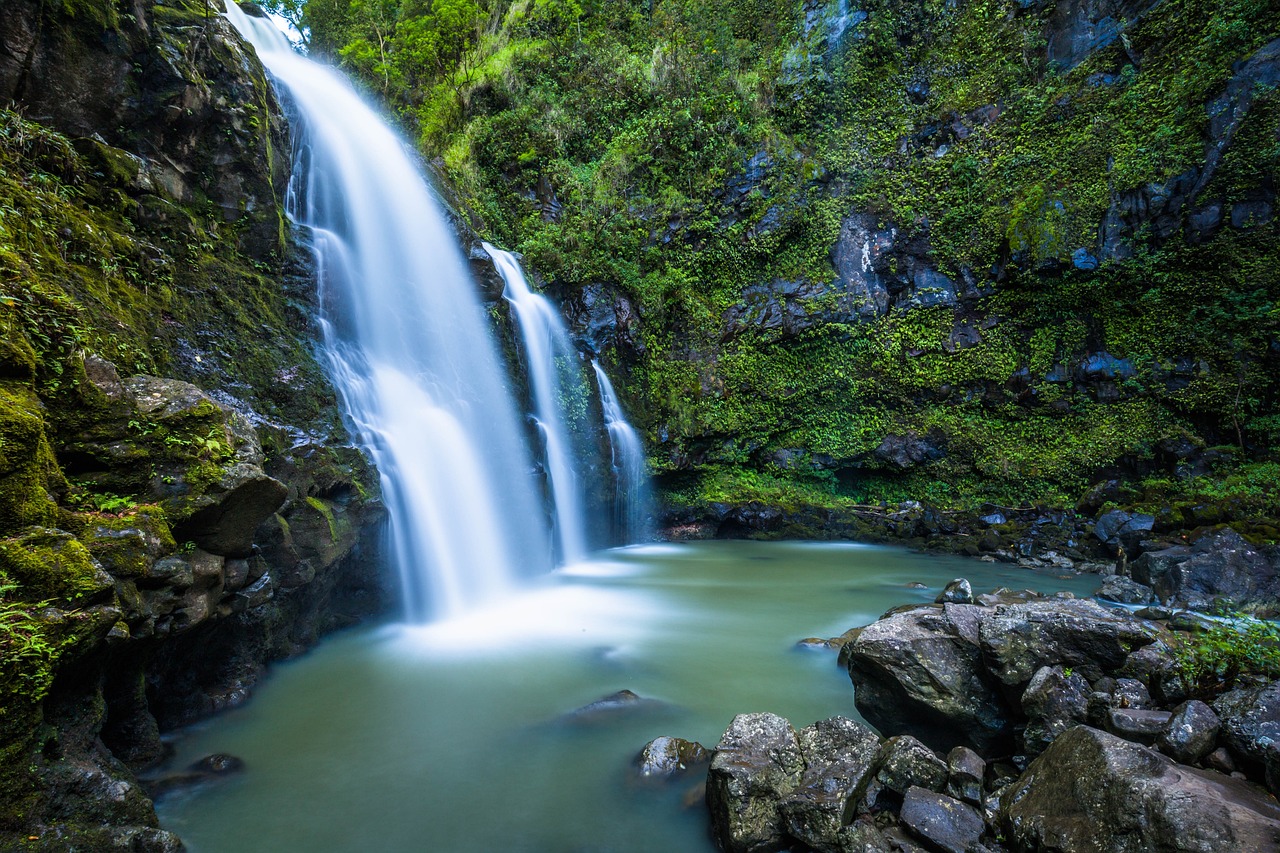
[0,528,113,602]
[78,507,175,580]
[0,382,68,536]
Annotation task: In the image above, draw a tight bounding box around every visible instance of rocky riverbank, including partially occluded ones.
[667,581,1280,852]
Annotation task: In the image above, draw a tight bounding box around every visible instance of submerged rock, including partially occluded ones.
[635,736,709,780]
[563,689,665,724]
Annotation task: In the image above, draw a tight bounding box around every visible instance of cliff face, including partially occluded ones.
[305,0,1279,544]
[0,3,387,848]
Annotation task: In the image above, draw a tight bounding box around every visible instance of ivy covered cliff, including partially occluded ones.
[293,0,1280,539]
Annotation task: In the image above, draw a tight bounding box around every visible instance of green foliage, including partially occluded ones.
[307,0,1280,517]
[1171,615,1280,697]
[0,584,58,704]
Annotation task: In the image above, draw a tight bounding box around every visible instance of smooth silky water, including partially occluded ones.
[156,541,1099,852]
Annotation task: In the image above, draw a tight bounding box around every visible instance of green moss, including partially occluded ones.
[0,529,108,603]
[304,495,340,543]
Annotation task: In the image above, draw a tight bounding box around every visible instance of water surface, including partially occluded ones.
[157,541,1098,852]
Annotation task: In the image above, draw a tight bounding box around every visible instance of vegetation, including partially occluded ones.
[287,0,1279,524]
[1171,615,1280,697]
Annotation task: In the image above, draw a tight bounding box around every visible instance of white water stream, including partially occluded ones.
[225,5,550,620]
[592,360,652,542]
[484,243,590,564]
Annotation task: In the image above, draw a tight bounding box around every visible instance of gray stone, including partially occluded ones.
[900,786,985,853]
[875,735,948,796]
[1215,681,1280,793]
[1159,700,1222,766]
[707,713,806,853]
[1002,726,1280,852]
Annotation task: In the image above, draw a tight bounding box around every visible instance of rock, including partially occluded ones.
[935,579,974,605]
[1106,708,1173,744]
[1021,665,1090,754]
[835,819,894,852]
[847,604,1013,753]
[1215,681,1280,791]
[1112,677,1152,709]
[873,431,946,470]
[144,753,245,799]
[1095,575,1154,604]
[873,735,948,797]
[1206,747,1237,774]
[1002,726,1280,851]
[1132,529,1280,614]
[707,713,806,853]
[978,598,1155,687]
[945,746,985,805]
[564,689,663,724]
[635,737,709,780]
[1159,700,1222,765]
[1092,509,1155,556]
[782,717,883,852]
[900,786,986,853]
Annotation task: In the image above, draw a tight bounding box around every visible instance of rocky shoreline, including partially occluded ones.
[642,571,1280,852]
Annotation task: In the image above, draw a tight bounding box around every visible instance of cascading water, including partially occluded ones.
[224,5,549,620]
[591,361,652,543]
[483,244,590,564]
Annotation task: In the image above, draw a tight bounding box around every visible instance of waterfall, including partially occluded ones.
[483,244,589,565]
[225,5,550,620]
[591,361,652,544]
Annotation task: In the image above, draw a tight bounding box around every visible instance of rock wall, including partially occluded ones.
[0,2,392,847]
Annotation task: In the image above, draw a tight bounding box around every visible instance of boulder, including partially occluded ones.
[635,737,709,780]
[1092,509,1155,554]
[1159,700,1222,765]
[848,604,1013,753]
[707,713,806,853]
[900,786,985,853]
[978,598,1155,687]
[1002,726,1280,851]
[1132,529,1280,614]
[781,717,883,852]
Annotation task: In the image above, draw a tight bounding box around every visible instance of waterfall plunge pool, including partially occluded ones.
[155,541,1100,852]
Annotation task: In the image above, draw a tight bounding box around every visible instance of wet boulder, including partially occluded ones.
[781,717,883,852]
[707,713,806,853]
[1002,726,1280,851]
[978,598,1156,687]
[1105,708,1173,745]
[1092,509,1155,554]
[564,689,665,725]
[867,735,948,801]
[847,604,1013,753]
[1131,529,1280,614]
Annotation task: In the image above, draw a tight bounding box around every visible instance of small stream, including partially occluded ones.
[156,541,1099,852]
